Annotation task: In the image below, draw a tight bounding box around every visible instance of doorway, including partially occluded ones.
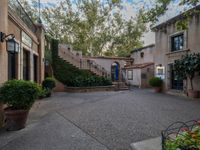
[111,62,120,81]
[33,55,38,82]
[170,64,183,90]
[23,49,30,80]
[8,52,17,80]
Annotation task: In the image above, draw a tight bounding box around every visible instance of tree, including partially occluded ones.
[142,0,200,28]
[40,0,146,57]
[174,53,200,91]
[18,0,39,22]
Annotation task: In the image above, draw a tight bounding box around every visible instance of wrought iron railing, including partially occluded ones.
[8,0,37,33]
[161,120,200,150]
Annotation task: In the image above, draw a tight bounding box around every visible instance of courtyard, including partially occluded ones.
[0,89,200,150]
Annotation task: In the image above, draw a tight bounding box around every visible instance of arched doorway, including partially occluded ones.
[111,62,120,81]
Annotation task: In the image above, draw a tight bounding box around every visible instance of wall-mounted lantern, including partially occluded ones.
[7,38,19,53]
[0,32,19,53]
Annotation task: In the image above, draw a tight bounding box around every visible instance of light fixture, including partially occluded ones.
[0,32,19,53]
[7,38,19,53]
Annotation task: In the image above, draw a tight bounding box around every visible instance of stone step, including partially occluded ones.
[130,137,162,150]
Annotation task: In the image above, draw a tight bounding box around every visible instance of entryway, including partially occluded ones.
[169,64,183,90]
[111,62,120,81]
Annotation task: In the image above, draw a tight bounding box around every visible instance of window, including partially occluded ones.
[127,70,133,80]
[140,52,144,58]
[156,66,165,79]
[171,34,184,51]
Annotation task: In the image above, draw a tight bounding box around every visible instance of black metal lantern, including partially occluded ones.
[6,38,19,53]
[0,32,19,53]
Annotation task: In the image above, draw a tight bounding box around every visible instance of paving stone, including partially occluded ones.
[130,137,162,150]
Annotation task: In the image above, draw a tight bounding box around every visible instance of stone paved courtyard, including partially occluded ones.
[0,89,200,150]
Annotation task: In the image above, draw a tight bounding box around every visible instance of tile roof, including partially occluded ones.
[124,62,154,69]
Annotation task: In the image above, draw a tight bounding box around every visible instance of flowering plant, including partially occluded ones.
[165,122,200,150]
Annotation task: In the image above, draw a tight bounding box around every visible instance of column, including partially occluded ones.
[0,0,8,128]
[35,23,45,83]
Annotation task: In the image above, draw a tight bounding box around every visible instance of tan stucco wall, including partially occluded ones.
[88,58,127,81]
[154,15,200,91]
[126,65,154,88]
[141,65,154,88]
[131,46,155,64]
[89,58,126,73]
[126,69,141,87]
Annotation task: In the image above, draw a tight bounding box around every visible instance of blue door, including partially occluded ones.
[115,64,119,81]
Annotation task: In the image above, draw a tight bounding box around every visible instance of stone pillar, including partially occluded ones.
[0,0,8,128]
[35,23,45,83]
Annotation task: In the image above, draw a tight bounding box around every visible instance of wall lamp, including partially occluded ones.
[0,32,19,53]
[0,32,15,42]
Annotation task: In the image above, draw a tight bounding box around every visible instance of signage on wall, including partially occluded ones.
[22,31,32,48]
[156,66,165,80]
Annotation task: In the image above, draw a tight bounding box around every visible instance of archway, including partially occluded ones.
[111,62,120,81]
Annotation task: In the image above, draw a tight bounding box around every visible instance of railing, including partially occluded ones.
[58,44,111,78]
[8,0,37,33]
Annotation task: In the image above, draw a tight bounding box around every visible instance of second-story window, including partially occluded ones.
[171,34,184,52]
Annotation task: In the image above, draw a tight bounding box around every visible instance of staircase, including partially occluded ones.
[58,44,111,78]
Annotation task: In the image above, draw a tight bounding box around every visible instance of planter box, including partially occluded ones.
[65,85,116,93]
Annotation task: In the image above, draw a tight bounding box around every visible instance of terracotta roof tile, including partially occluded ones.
[125,62,154,69]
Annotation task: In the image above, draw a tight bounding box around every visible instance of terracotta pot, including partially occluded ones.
[155,87,162,93]
[4,107,29,131]
[187,90,199,98]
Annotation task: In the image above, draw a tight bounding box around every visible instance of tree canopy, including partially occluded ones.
[20,0,200,57]
[142,0,200,28]
[21,0,146,57]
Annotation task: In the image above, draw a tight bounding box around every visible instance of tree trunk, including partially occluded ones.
[189,77,194,90]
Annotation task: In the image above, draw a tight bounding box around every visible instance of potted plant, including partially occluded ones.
[149,77,163,92]
[42,77,56,97]
[0,80,40,131]
[174,53,200,98]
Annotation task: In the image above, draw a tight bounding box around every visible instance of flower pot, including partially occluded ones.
[155,87,162,93]
[187,90,199,98]
[4,107,29,131]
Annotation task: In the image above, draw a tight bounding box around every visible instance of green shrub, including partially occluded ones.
[149,77,163,87]
[42,77,56,90]
[51,39,112,87]
[70,75,112,87]
[0,80,40,109]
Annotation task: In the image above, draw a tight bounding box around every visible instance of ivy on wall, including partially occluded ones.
[51,39,112,87]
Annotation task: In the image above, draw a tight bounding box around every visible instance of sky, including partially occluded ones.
[30,0,196,46]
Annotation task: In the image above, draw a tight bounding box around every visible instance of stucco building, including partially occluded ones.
[85,56,131,82]
[153,6,200,92]
[0,0,45,127]
[124,44,155,88]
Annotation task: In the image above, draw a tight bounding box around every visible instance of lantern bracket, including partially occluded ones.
[0,32,15,43]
